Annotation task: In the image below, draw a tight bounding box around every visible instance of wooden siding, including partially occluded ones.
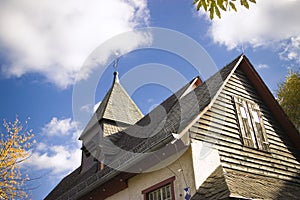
[190,68,300,183]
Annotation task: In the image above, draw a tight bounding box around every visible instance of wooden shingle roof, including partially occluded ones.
[79,71,143,140]
[45,56,239,200]
[191,166,300,200]
[106,55,241,154]
[96,72,143,125]
[45,55,300,200]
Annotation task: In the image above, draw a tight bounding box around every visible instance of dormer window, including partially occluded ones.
[233,96,269,151]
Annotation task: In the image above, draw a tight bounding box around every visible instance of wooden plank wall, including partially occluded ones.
[190,68,300,183]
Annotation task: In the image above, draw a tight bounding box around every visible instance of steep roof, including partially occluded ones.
[79,71,143,140]
[45,74,202,200]
[45,55,300,200]
[191,166,300,200]
[191,166,230,200]
[96,71,143,124]
[57,57,240,200]
[107,55,241,153]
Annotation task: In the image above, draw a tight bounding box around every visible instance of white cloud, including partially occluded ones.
[257,64,269,69]
[25,117,82,175]
[0,0,150,88]
[42,117,78,136]
[36,142,48,151]
[80,104,93,114]
[280,36,300,64]
[202,0,300,64]
[27,144,81,174]
[79,101,101,115]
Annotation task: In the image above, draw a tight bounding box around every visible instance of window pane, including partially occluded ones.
[162,187,166,199]
[157,189,161,200]
[166,185,171,198]
[252,110,260,123]
[147,184,172,200]
[233,96,270,150]
[240,106,247,118]
[149,193,153,200]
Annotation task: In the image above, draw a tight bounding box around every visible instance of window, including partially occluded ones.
[233,96,269,151]
[142,177,175,200]
[148,184,172,200]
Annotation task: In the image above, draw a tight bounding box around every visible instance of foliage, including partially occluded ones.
[277,70,300,131]
[193,0,256,19]
[0,118,34,200]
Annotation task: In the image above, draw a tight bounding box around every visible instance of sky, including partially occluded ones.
[0,0,299,199]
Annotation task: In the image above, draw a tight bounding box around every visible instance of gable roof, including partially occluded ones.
[45,74,203,200]
[56,57,241,200]
[45,55,300,200]
[107,55,242,153]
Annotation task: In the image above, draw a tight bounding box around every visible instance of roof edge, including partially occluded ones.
[241,56,300,151]
[173,55,244,141]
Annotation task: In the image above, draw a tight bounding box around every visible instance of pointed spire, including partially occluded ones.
[113,71,119,83]
[89,58,143,126]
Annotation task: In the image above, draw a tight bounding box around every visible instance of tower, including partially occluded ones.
[79,70,143,173]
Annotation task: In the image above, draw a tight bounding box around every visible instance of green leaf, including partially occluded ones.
[244,1,250,9]
[209,3,215,19]
[202,0,208,11]
[241,0,249,9]
[196,0,202,10]
[215,5,221,18]
[229,2,237,12]
[217,0,227,11]
[249,0,256,3]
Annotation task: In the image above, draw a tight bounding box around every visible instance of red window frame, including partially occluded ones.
[142,176,175,200]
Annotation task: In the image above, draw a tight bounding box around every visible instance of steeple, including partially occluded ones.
[96,72,143,126]
[79,70,143,140]
[79,70,144,173]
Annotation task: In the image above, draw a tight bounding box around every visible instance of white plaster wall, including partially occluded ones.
[190,140,221,189]
[106,148,196,200]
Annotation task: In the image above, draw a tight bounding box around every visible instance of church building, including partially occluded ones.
[45,55,300,200]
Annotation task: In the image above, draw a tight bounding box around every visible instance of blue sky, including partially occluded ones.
[0,0,299,199]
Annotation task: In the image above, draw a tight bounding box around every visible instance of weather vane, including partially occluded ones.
[113,51,120,72]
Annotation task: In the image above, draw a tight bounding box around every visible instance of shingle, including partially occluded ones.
[96,72,143,125]
[44,55,242,200]
[107,55,241,154]
[225,169,300,199]
[191,166,230,200]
